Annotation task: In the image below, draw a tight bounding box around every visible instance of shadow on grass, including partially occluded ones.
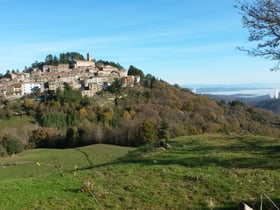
[172,136,280,155]
[160,136,280,170]
[75,148,94,166]
[69,139,280,209]
[74,136,280,171]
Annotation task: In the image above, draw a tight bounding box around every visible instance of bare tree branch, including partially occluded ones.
[236,0,280,70]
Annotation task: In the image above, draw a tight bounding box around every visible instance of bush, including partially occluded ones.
[0,144,7,157]
[2,136,24,155]
[29,127,64,148]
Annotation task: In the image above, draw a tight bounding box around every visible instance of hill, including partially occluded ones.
[1,78,280,151]
[251,98,280,114]
[114,80,280,138]
[0,134,279,209]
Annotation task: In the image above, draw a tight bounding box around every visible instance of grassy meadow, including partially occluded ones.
[0,134,279,209]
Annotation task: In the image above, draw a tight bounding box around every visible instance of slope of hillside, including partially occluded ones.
[252,98,280,114]
[115,80,280,139]
[1,79,280,150]
[0,134,279,209]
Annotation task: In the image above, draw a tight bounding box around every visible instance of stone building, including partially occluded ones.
[46,81,64,91]
[122,75,140,87]
[12,83,22,96]
[22,83,41,95]
[43,64,69,72]
[74,53,95,69]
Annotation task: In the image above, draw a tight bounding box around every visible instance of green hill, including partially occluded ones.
[1,78,280,151]
[0,134,279,209]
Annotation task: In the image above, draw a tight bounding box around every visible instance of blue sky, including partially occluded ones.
[0,0,280,85]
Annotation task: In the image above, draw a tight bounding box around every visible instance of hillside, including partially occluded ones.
[202,92,280,115]
[252,98,280,114]
[1,78,280,152]
[0,134,279,209]
[113,80,280,138]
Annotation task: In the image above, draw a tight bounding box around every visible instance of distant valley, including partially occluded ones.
[184,84,280,114]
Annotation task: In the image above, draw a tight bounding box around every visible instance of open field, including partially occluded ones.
[0,134,279,209]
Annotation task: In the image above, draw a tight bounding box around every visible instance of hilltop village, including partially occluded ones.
[0,53,140,99]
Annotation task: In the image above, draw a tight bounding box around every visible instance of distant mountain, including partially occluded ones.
[204,94,268,104]
[183,83,279,98]
[182,84,280,114]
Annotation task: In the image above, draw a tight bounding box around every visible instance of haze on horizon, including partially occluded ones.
[0,0,280,85]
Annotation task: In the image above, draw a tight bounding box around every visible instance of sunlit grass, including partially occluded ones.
[0,134,279,209]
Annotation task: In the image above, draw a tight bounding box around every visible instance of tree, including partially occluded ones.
[31,60,44,69]
[59,83,83,107]
[45,54,54,65]
[138,119,158,145]
[23,98,35,116]
[59,53,68,64]
[0,144,7,157]
[158,120,170,140]
[236,0,280,70]
[96,60,124,70]
[144,74,156,88]
[103,108,114,127]
[108,79,122,94]
[128,65,145,79]
[53,55,59,65]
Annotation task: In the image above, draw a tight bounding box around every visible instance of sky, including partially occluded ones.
[0,0,280,85]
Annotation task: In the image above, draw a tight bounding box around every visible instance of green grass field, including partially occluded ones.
[0,134,279,209]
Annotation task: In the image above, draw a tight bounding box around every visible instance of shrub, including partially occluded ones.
[29,127,64,148]
[0,144,7,157]
[2,136,24,155]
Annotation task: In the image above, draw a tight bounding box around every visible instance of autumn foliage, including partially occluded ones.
[1,78,280,149]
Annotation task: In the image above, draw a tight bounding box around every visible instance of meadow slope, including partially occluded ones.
[0,134,279,209]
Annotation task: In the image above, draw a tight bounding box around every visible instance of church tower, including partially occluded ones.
[87,53,92,61]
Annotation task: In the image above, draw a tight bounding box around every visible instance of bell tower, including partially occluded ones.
[87,53,92,61]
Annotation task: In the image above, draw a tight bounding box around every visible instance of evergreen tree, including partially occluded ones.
[108,79,122,94]
[158,120,170,140]
[138,119,158,145]
[128,65,145,79]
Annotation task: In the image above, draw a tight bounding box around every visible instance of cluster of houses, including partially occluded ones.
[0,53,140,99]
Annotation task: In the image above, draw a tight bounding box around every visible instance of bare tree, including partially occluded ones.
[236,0,280,70]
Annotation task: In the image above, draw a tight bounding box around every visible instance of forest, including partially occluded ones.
[1,72,280,156]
